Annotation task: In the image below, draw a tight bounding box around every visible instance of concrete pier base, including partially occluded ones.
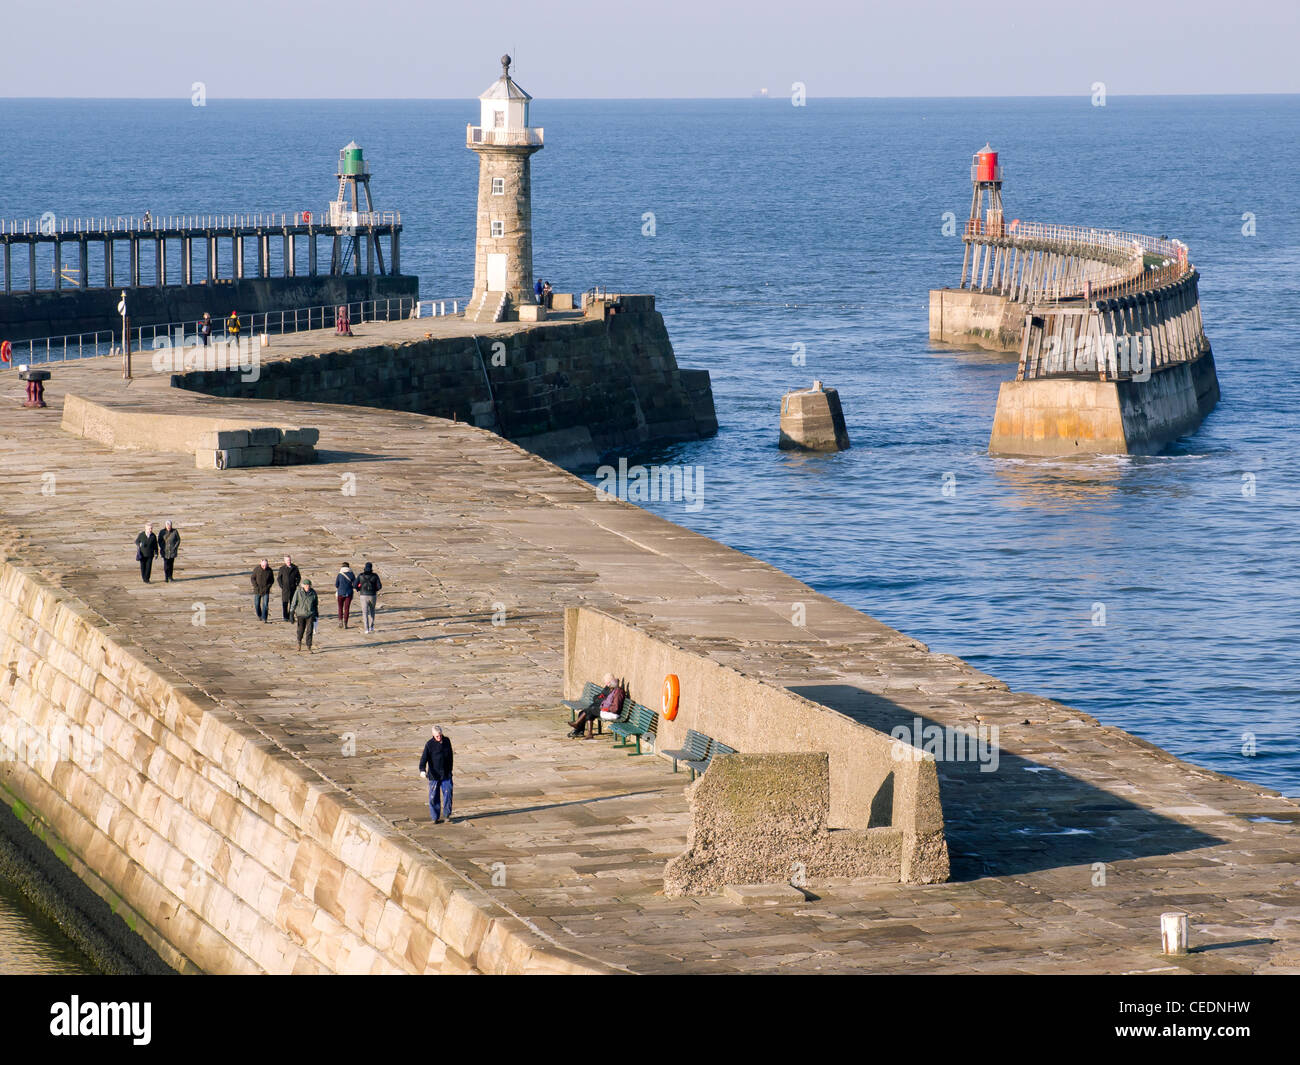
[929,288,1026,352]
[779,381,850,451]
[989,348,1220,457]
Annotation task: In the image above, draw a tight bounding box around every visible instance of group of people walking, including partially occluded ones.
[134,521,182,582]
[251,557,383,652]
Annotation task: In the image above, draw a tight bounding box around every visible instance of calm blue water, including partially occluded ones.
[2,96,1298,963]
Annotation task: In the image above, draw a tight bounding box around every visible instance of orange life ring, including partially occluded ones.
[662,674,680,721]
[302,210,312,225]
[0,340,10,363]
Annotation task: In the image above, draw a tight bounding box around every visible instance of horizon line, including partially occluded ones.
[2,91,1298,103]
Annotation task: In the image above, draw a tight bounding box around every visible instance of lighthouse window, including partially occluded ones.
[491,220,505,238]
[493,109,505,128]
[491,177,505,195]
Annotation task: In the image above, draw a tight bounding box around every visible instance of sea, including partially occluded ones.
[1,94,1297,971]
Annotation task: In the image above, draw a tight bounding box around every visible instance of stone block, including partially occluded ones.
[778,382,851,451]
[197,429,251,450]
[248,427,281,446]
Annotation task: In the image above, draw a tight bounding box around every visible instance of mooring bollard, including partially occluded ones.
[18,367,51,408]
[1160,911,1189,955]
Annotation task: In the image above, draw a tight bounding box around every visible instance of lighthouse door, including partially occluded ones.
[487,253,507,291]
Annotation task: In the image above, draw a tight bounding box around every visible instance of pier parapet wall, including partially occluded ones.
[171,296,717,470]
[563,608,950,890]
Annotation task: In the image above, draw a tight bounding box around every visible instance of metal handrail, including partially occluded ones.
[0,294,464,372]
[1,211,402,237]
[466,124,544,147]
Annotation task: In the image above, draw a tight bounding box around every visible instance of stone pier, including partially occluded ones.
[0,356,1297,974]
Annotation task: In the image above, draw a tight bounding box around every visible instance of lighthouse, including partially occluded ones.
[467,55,544,320]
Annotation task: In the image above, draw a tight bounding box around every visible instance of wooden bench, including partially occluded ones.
[611,702,657,756]
[663,729,711,777]
[562,681,606,736]
[684,739,736,780]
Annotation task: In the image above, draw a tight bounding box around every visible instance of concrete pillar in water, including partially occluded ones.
[467,55,543,313]
[778,380,851,452]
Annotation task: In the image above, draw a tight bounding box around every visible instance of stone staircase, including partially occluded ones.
[467,290,509,324]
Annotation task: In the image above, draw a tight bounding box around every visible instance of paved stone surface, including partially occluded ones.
[2,352,1299,974]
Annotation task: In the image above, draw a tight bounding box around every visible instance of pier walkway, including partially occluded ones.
[1,357,1298,973]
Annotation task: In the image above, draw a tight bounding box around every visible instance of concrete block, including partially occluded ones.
[248,427,281,446]
[197,429,251,450]
[280,427,320,446]
[721,883,809,906]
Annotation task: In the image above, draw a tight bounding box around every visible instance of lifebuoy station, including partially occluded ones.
[929,145,1219,456]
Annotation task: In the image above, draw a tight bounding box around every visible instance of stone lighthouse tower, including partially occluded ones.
[467,55,544,320]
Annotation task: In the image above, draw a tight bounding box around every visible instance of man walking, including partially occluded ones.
[276,554,301,621]
[134,522,159,583]
[335,562,357,629]
[159,520,181,582]
[418,725,454,824]
[200,312,212,348]
[250,558,275,622]
[355,561,382,633]
[290,578,319,652]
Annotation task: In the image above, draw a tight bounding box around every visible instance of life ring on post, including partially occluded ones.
[0,340,11,363]
[662,674,680,721]
[302,210,312,225]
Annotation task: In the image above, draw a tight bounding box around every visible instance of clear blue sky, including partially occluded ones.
[4,0,1297,98]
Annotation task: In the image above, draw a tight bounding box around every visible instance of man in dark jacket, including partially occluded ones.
[418,725,454,824]
[355,561,382,634]
[159,520,181,582]
[290,579,319,652]
[250,558,275,622]
[135,523,159,583]
[276,555,301,621]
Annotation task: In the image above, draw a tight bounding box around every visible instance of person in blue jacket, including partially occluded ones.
[335,562,356,628]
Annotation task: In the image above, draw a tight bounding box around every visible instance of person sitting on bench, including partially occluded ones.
[569,673,624,738]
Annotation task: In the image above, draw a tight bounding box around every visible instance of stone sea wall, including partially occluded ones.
[171,297,718,470]
[0,554,610,974]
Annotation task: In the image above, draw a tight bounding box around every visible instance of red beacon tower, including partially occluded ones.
[967,144,1004,237]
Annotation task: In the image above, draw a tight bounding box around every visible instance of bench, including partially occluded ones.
[562,681,605,736]
[684,739,736,781]
[611,702,657,756]
[663,729,711,777]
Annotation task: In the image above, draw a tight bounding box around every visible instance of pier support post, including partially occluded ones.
[29,243,37,293]
[286,232,295,277]
[308,232,317,275]
[391,229,399,275]
[2,242,9,294]
[105,239,113,289]
[80,238,90,287]
[130,237,140,287]
[258,233,268,278]
[53,240,62,290]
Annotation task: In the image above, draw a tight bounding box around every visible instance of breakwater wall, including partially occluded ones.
[0,555,610,974]
[171,296,718,470]
[990,269,1219,456]
[0,274,418,343]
